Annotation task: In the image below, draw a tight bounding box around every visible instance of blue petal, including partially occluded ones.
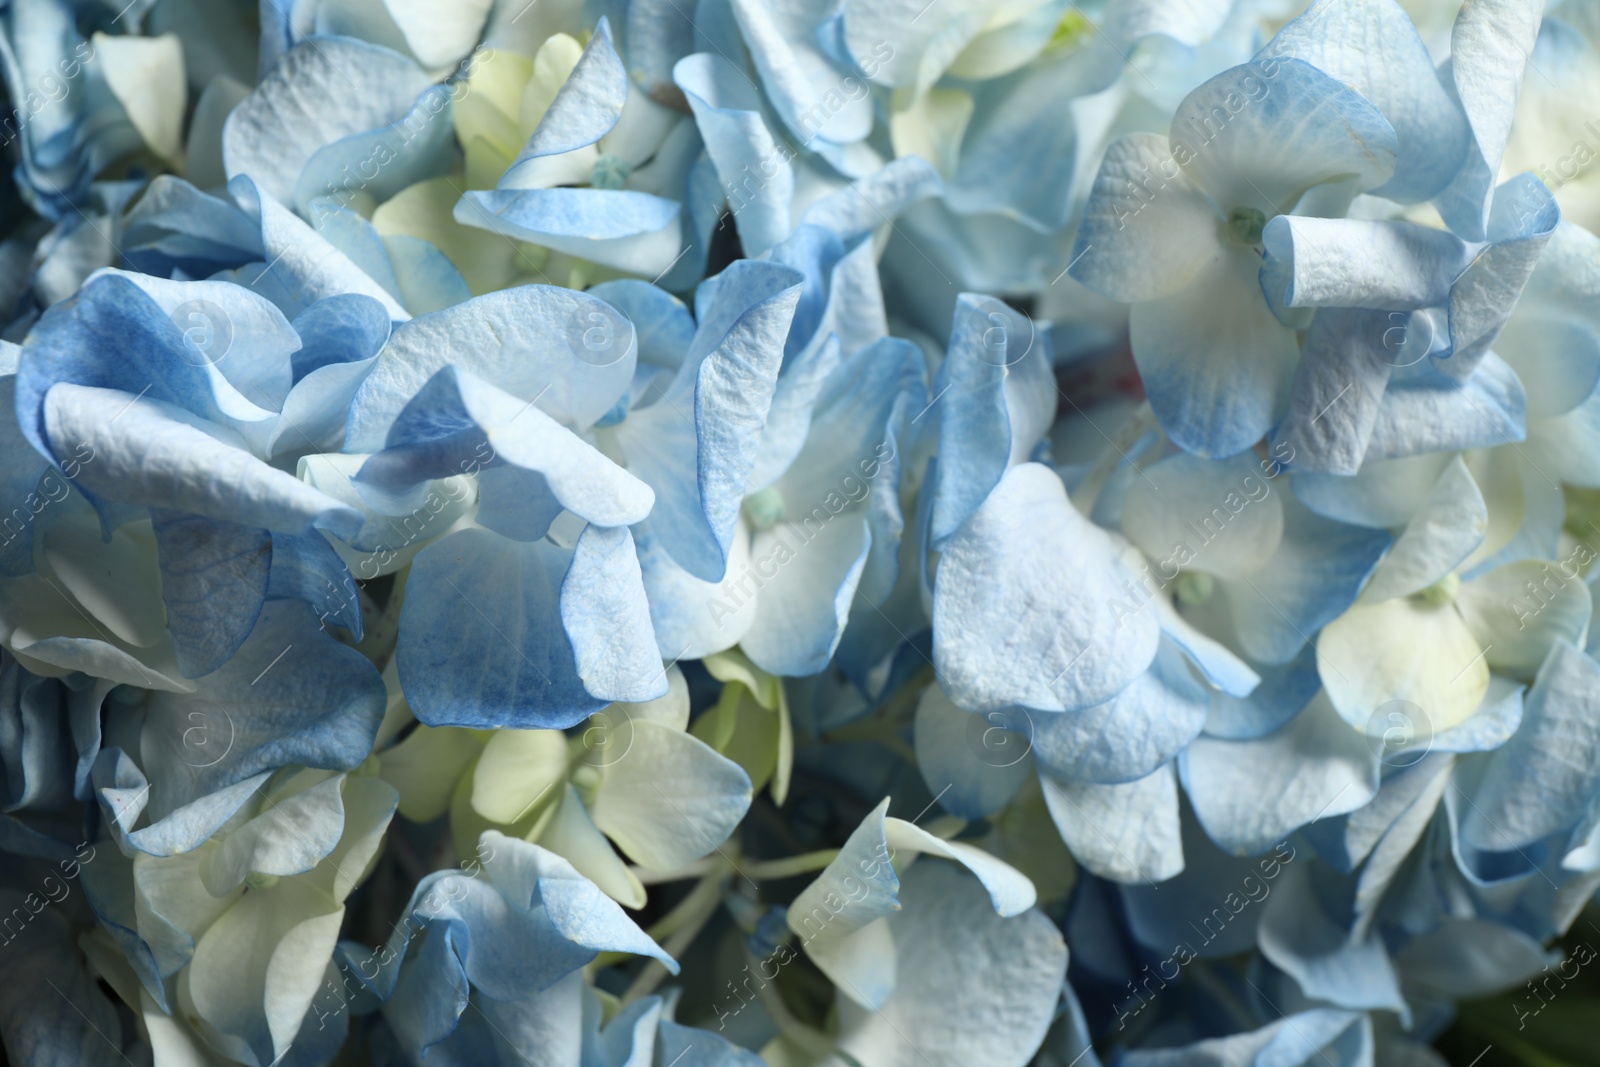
[1039,762,1184,883]
[1031,639,1208,785]
[348,284,638,449]
[1261,216,1467,310]
[1433,0,1545,239]
[1364,353,1526,461]
[133,600,385,839]
[228,175,410,320]
[1171,58,1397,213]
[1461,641,1600,852]
[357,365,654,530]
[729,0,871,146]
[502,19,627,185]
[1257,859,1407,1016]
[1123,1009,1370,1067]
[615,260,803,582]
[929,294,1054,546]
[454,187,686,276]
[912,683,1033,820]
[1219,498,1390,664]
[674,53,794,257]
[798,156,943,244]
[1446,174,1560,373]
[1070,133,1224,303]
[1275,308,1397,475]
[296,81,456,218]
[1203,644,1322,740]
[222,36,434,210]
[41,384,361,538]
[1130,246,1298,458]
[1180,693,1379,855]
[933,463,1160,712]
[151,510,271,678]
[1259,0,1470,202]
[397,526,663,730]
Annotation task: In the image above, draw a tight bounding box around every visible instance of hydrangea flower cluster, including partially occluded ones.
[2,0,1599,1064]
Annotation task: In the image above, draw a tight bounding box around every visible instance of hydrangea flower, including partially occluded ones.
[4,0,1600,1064]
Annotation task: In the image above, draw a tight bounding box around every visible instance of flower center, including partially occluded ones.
[743,486,786,530]
[1175,570,1214,607]
[591,153,632,190]
[1414,572,1460,606]
[1226,206,1267,246]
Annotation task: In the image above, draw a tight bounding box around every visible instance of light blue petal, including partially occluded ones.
[1203,645,1325,741]
[798,156,943,244]
[947,58,1080,231]
[1291,452,1454,529]
[229,174,410,319]
[41,384,361,538]
[1362,456,1487,601]
[729,0,871,146]
[1364,353,1526,461]
[454,187,686,276]
[585,280,696,371]
[1121,812,1293,958]
[0,894,126,1067]
[266,529,363,638]
[615,260,803,582]
[912,683,1033,820]
[134,600,385,836]
[296,82,456,217]
[1180,693,1379,855]
[740,517,870,676]
[929,294,1054,546]
[1257,859,1407,1016]
[357,365,654,529]
[1276,308,1396,475]
[348,284,638,449]
[1032,639,1209,785]
[1461,641,1600,851]
[933,463,1160,712]
[1069,132,1224,303]
[1123,1010,1370,1067]
[99,269,301,413]
[1220,498,1390,664]
[1130,246,1299,458]
[1172,58,1397,213]
[1433,0,1545,239]
[1446,174,1560,373]
[831,861,1065,1067]
[1261,216,1467,310]
[151,511,271,678]
[16,271,260,462]
[674,53,793,257]
[503,19,626,185]
[222,36,434,209]
[1039,762,1184,883]
[397,526,662,730]
[1259,0,1470,202]
[122,175,263,278]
